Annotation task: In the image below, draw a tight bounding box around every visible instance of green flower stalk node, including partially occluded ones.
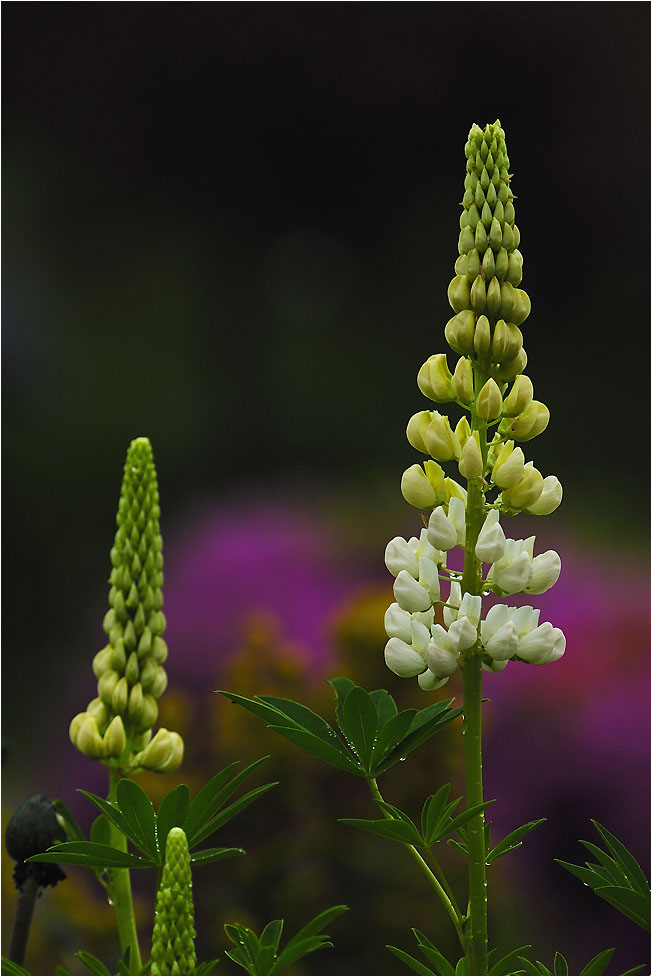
[151,827,197,976]
[69,437,183,773]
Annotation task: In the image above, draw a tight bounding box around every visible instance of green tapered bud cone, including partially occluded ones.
[151,827,196,976]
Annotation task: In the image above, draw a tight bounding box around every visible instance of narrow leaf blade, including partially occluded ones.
[115,780,158,860]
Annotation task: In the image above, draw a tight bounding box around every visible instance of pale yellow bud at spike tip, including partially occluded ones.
[406,411,432,454]
[417,354,454,402]
[503,374,534,417]
[424,413,460,462]
[458,431,483,480]
[476,378,503,420]
[451,357,474,403]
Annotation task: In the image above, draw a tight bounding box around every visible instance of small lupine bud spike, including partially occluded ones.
[401,465,439,509]
[495,247,509,281]
[104,716,126,758]
[467,203,480,229]
[499,282,515,321]
[502,223,515,251]
[140,656,159,691]
[486,277,501,318]
[497,347,527,380]
[128,682,144,721]
[526,475,563,515]
[458,431,483,479]
[406,411,432,454]
[504,199,515,224]
[482,246,496,282]
[481,201,493,229]
[451,357,474,403]
[470,275,486,313]
[475,220,488,253]
[501,464,545,510]
[488,217,502,251]
[454,416,471,450]
[503,374,534,416]
[510,288,531,326]
[459,225,475,254]
[466,249,481,279]
[111,676,129,715]
[417,354,454,402]
[445,310,476,354]
[110,640,127,673]
[86,697,110,730]
[138,695,159,731]
[137,627,152,658]
[447,275,471,313]
[473,315,491,355]
[491,320,511,362]
[424,413,460,461]
[152,636,168,664]
[513,224,521,248]
[476,378,503,420]
[454,254,467,276]
[150,668,168,700]
[150,827,196,976]
[509,400,550,440]
[492,442,525,489]
[124,652,139,686]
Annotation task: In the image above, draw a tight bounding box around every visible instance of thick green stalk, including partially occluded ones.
[106,769,142,974]
[460,391,489,974]
[367,777,466,951]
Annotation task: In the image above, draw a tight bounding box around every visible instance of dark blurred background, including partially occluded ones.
[2,4,650,975]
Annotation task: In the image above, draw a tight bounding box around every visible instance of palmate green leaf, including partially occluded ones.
[421,785,452,846]
[371,709,417,768]
[579,840,629,887]
[267,725,362,774]
[157,784,191,858]
[27,841,154,869]
[592,821,650,894]
[340,686,378,769]
[115,780,158,861]
[339,816,423,847]
[74,950,111,975]
[387,946,436,975]
[486,819,546,865]
[434,800,495,844]
[89,814,112,847]
[597,886,650,931]
[487,944,532,975]
[1,957,32,975]
[369,688,399,727]
[270,905,347,974]
[194,960,220,976]
[553,952,568,975]
[328,677,356,729]
[579,948,614,975]
[81,791,145,856]
[375,702,463,775]
[189,783,278,847]
[259,695,345,750]
[52,800,85,843]
[413,930,456,975]
[189,846,245,866]
[256,919,284,974]
[517,958,551,976]
[184,756,269,847]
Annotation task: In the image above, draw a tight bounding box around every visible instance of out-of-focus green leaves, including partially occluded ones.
[217,679,461,779]
[486,819,546,865]
[517,947,647,975]
[555,821,650,932]
[223,905,347,975]
[341,794,493,851]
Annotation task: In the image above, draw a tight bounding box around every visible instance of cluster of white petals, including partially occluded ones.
[486,536,561,595]
[481,603,565,666]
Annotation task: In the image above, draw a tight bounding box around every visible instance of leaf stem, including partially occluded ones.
[8,872,39,966]
[367,777,466,950]
[106,768,142,974]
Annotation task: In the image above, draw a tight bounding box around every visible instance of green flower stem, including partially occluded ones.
[367,777,466,951]
[8,872,39,966]
[459,384,490,975]
[106,768,142,975]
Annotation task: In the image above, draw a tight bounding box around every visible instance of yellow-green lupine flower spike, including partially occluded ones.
[452,120,530,365]
[151,827,196,976]
[71,437,183,767]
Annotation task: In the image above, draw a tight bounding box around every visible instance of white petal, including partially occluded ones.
[413,607,435,629]
[427,507,457,550]
[535,627,566,664]
[481,603,510,644]
[384,637,427,677]
[384,602,412,642]
[483,657,509,673]
[426,642,459,678]
[475,522,507,563]
[494,551,533,594]
[510,605,540,636]
[385,537,419,578]
[447,615,478,652]
[410,620,431,656]
[527,475,563,515]
[418,556,440,602]
[448,497,467,546]
[484,620,519,660]
[525,550,561,594]
[430,623,455,654]
[444,581,462,627]
[394,570,432,613]
[414,528,444,564]
[517,622,556,663]
[418,670,450,690]
[458,593,482,627]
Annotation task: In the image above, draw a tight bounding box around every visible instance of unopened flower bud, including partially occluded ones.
[417,354,454,402]
[406,411,432,454]
[451,357,474,403]
[498,282,515,320]
[427,506,457,551]
[104,716,126,758]
[488,217,502,251]
[394,570,432,613]
[486,277,502,318]
[111,676,129,714]
[128,681,144,721]
[125,652,139,686]
[458,431,483,480]
[526,475,563,515]
[476,378,503,420]
[445,310,476,354]
[470,276,486,314]
[137,728,184,774]
[98,669,120,704]
[151,637,168,665]
[502,464,544,510]
[495,247,509,281]
[447,275,471,313]
[475,510,506,562]
[424,413,460,461]
[454,416,471,449]
[92,646,113,679]
[75,715,105,759]
[497,347,527,380]
[473,315,491,356]
[510,401,550,441]
[492,441,525,489]
[385,638,426,678]
[506,250,523,285]
[401,465,438,509]
[503,374,533,416]
[445,478,468,505]
[149,668,168,700]
[510,288,531,326]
